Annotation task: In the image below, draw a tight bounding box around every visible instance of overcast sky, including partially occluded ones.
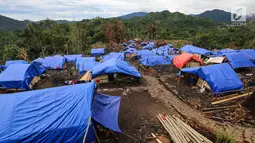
[0,0,254,21]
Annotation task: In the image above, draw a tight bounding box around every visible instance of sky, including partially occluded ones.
[0,0,254,21]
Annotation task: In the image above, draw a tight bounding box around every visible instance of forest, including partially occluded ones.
[0,10,254,60]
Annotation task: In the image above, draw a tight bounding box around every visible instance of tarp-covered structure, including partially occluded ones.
[76,57,95,69]
[142,42,155,50]
[139,55,172,66]
[240,49,255,62]
[79,61,99,75]
[42,55,66,69]
[137,50,157,59]
[179,63,244,93]
[124,48,137,55]
[64,54,82,62]
[180,45,213,55]
[173,52,203,69]
[32,58,44,65]
[225,52,255,69]
[0,64,45,90]
[152,45,171,56]
[5,60,28,67]
[217,49,239,56]
[91,48,105,56]
[102,52,124,62]
[0,82,122,142]
[92,59,141,78]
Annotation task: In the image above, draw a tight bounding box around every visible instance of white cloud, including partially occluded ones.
[0,0,254,21]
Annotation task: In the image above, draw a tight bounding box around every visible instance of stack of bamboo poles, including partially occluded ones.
[157,114,212,143]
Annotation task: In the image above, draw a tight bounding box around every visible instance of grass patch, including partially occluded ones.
[215,131,235,143]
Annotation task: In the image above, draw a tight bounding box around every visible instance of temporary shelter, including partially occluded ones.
[91,48,105,56]
[64,54,82,62]
[0,64,45,90]
[152,45,171,56]
[79,61,99,75]
[0,82,121,142]
[179,63,244,93]
[173,52,203,69]
[76,57,96,69]
[217,49,239,55]
[92,59,141,78]
[5,60,28,67]
[180,45,213,56]
[142,42,155,50]
[224,52,255,69]
[137,50,157,59]
[139,55,172,66]
[42,55,66,69]
[32,58,44,65]
[102,52,124,62]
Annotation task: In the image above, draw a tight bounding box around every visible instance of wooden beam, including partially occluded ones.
[212,92,253,105]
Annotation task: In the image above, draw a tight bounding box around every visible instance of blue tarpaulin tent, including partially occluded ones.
[179,63,244,93]
[32,58,44,65]
[124,48,137,54]
[64,54,82,62]
[225,52,255,69]
[180,45,213,55]
[152,45,171,56]
[140,42,148,46]
[5,60,28,67]
[128,40,134,43]
[137,50,157,59]
[217,49,239,55]
[92,59,141,78]
[76,57,96,69]
[0,83,96,142]
[102,52,124,62]
[142,42,155,50]
[79,61,99,75]
[139,55,172,66]
[0,64,45,90]
[42,55,66,69]
[240,49,255,59]
[91,48,105,56]
[92,93,121,132]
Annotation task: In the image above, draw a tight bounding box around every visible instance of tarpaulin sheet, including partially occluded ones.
[240,49,255,59]
[152,45,170,56]
[124,48,137,54]
[76,57,95,69]
[0,82,96,142]
[180,45,213,55]
[139,55,172,66]
[91,48,105,56]
[5,60,28,67]
[128,40,134,43]
[79,61,99,75]
[173,52,203,69]
[32,58,44,65]
[0,64,45,89]
[179,63,244,93]
[42,55,66,69]
[92,93,121,132]
[64,54,82,62]
[92,59,141,78]
[217,49,239,56]
[225,52,255,69]
[137,50,157,59]
[102,52,124,62]
[140,42,148,46]
[142,42,154,50]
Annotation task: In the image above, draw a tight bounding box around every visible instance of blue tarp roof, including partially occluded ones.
[225,52,255,69]
[5,60,28,67]
[180,45,213,55]
[102,52,124,62]
[76,57,96,69]
[140,42,148,46]
[217,49,239,55]
[91,48,105,56]
[92,59,141,78]
[179,63,244,93]
[142,42,155,50]
[0,64,45,89]
[79,61,99,75]
[32,58,44,65]
[139,55,172,66]
[0,83,96,142]
[124,48,137,54]
[152,45,171,56]
[128,40,134,43]
[64,54,82,62]
[240,49,255,59]
[42,55,66,69]
[92,93,121,132]
[137,50,157,59]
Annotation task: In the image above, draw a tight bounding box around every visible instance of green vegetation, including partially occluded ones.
[0,10,254,60]
[215,131,235,143]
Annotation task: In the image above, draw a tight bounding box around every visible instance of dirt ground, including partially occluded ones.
[98,89,177,143]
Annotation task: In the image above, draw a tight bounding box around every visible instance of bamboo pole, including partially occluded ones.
[212,92,253,105]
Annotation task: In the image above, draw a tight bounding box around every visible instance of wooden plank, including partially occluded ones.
[212,92,253,105]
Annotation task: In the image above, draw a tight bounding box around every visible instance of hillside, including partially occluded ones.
[0,15,28,31]
[118,12,148,20]
[196,9,231,22]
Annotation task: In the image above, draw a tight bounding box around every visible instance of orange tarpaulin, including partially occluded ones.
[173,52,203,69]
